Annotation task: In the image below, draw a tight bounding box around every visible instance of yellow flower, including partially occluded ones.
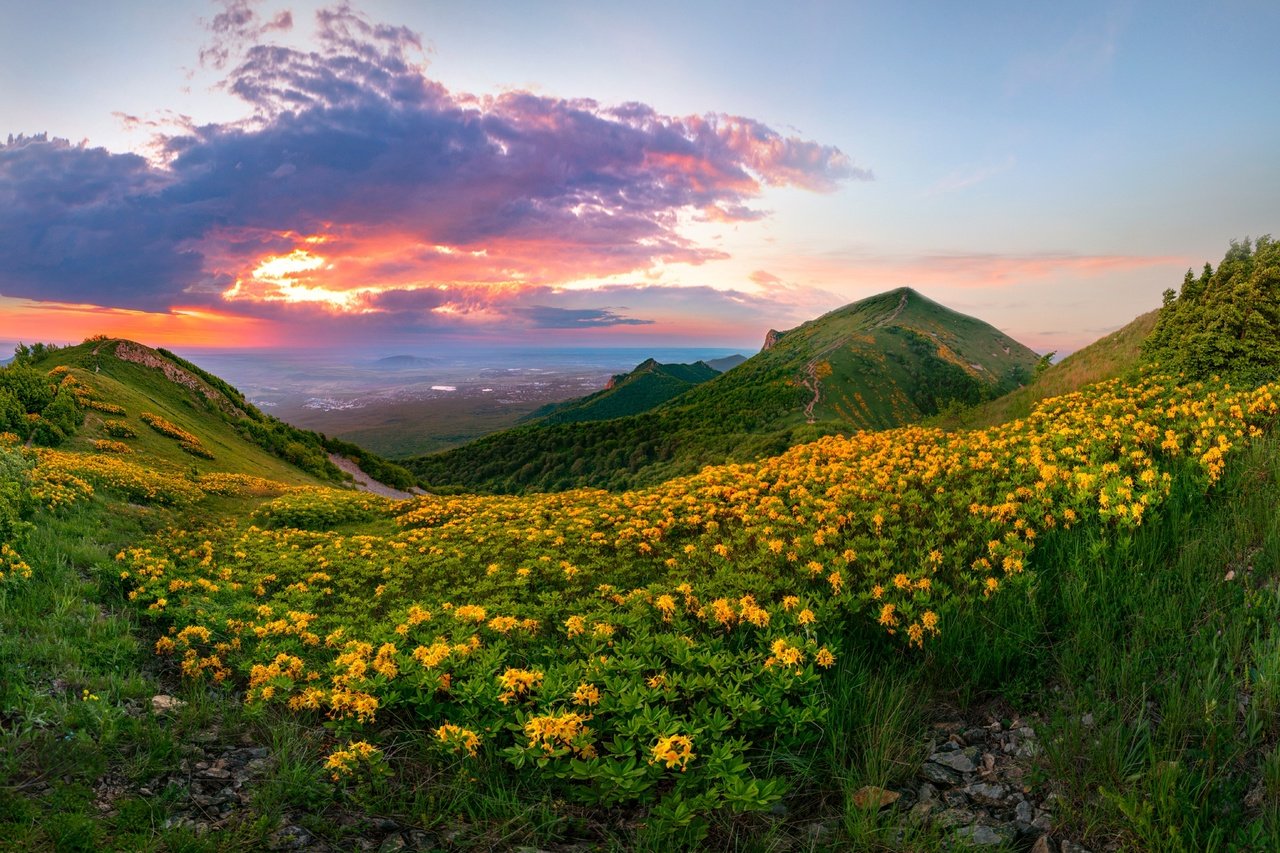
[650,734,695,771]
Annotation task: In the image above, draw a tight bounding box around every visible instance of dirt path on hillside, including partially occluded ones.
[328,454,419,500]
[801,337,851,423]
[875,290,910,327]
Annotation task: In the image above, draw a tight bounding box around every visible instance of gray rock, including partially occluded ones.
[268,825,313,850]
[909,801,935,822]
[955,824,1009,846]
[1061,842,1093,853]
[942,789,970,808]
[917,781,938,802]
[1031,809,1053,832]
[934,807,976,828]
[929,748,978,774]
[379,836,406,853]
[1014,799,1034,825]
[922,761,962,785]
[964,781,1008,807]
[1080,713,1094,728]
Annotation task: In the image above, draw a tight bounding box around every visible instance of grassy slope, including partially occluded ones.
[525,359,721,426]
[932,309,1159,430]
[35,341,321,485]
[406,287,1041,493]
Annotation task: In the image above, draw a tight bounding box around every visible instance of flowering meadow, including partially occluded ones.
[8,372,1279,820]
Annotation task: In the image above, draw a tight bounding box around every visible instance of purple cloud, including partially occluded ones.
[0,3,866,330]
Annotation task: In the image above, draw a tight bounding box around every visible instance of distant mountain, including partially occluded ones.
[406,287,1041,493]
[705,354,747,372]
[523,358,720,426]
[374,355,442,369]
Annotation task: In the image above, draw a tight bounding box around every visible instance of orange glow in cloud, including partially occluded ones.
[0,297,281,348]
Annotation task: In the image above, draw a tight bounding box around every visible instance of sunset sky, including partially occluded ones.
[2,0,1277,354]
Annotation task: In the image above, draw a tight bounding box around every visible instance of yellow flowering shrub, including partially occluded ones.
[95,373,1278,811]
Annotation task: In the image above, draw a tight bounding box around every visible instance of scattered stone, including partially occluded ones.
[1080,713,1094,728]
[268,825,314,850]
[922,762,962,785]
[151,694,186,713]
[964,781,1008,807]
[934,807,976,828]
[956,824,1009,846]
[852,785,901,810]
[1061,841,1093,853]
[929,748,978,774]
[1031,836,1053,853]
[378,835,407,853]
[1014,799,1035,826]
[917,781,938,802]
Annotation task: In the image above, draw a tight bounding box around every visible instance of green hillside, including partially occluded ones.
[523,358,721,425]
[406,287,1041,493]
[933,309,1159,429]
[14,338,414,489]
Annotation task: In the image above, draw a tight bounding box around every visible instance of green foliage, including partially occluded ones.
[0,445,33,548]
[0,362,83,445]
[1143,236,1280,381]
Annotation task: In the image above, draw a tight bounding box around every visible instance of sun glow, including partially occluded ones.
[223,246,381,311]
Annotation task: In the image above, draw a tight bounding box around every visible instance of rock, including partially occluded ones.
[379,836,406,853]
[921,762,962,785]
[151,694,186,713]
[852,785,902,810]
[956,824,1007,846]
[917,782,938,802]
[929,748,978,774]
[1014,799,1034,825]
[1031,837,1052,853]
[909,802,935,822]
[1080,713,1094,728]
[1061,842,1093,853]
[199,767,231,780]
[964,782,1008,807]
[934,807,976,828]
[268,825,313,850]
[942,789,970,808]
[1031,809,1053,832]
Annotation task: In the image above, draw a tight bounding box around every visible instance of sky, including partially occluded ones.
[1,0,1277,354]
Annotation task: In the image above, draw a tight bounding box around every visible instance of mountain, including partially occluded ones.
[522,358,721,426]
[405,287,1041,493]
[705,353,747,372]
[13,338,416,490]
[932,309,1159,429]
[373,355,442,369]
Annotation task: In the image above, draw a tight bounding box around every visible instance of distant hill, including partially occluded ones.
[523,358,720,426]
[374,355,442,369]
[405,287,1041,493]
[16,338,417,490]
[705,354,747,372]
[932,309,1159,429]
